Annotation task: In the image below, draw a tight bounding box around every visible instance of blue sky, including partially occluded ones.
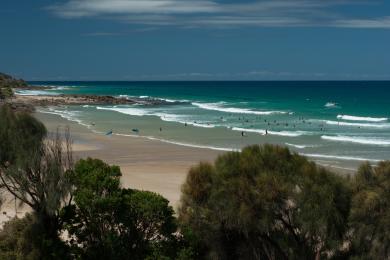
[1,0,390,80]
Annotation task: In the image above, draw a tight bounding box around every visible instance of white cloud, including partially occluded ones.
[333,16,390,29]
[48,0,390,29]
[49,0,220,17]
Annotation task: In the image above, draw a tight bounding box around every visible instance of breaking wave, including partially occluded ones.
[96,106,216,128]
[302,153,380,162]
[325,120,390,129]
[232,127,311,137]
[192,102,289,115]
[321,135,390,146]
[337,115,388,122]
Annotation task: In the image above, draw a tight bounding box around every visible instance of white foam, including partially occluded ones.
[321,135,390,146]
[269,130,309,137]
[285,143,319,149]
[39,84,80,89]
[337,114,388,122]
[324,102,339,108]
[325,120,390,129]
[97,106,216,128]
[192,102,288,115]
[16,90,60,96]
[114,133,235,151]
[155,113,216,128]
[49,86,70,91]
[38,108,92,129]
[118,95,189,103]
[232,127,310,137]
[232,127,267,135]
[302,153,381,162]
[96,106,149,116]
[146,137,235,151]
[155,97,190,103]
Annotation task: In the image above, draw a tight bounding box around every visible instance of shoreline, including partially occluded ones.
[1,99,360,225]
[35,111,223,208]
[1,110,222,226]
[12,88,188,107]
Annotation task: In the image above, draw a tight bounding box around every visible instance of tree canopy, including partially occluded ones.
[61,158,180,260]
[348,161,390,259]
[179,144,352,259]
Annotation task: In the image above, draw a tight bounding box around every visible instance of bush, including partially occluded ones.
[61,158,180,260]
[179,144,351,259]
[348,161,390,259]
[0,214,39,260]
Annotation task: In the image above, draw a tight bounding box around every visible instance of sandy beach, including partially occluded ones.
[36,112,222,207]
[1,110,221,225]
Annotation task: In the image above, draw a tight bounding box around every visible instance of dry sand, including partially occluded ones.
[1,110,354,225]
[1,111,221,225]
[38,112,222,208]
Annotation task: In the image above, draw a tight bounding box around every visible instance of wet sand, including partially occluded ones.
[1,110,355,225]
[36,112,222,208]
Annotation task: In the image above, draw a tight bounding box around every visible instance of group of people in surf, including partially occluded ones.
[99,114,326,138]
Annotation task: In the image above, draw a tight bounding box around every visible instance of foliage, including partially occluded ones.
[0,214,37,260]
[0,86,13,100]
[0,104,46,165]
[61,158,180,260]
[0,105,73,259]
[179,144,352,260]
[0,72,27,100]
[347,161,390,259]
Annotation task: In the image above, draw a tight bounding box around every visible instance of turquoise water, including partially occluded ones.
[24,81,390,169]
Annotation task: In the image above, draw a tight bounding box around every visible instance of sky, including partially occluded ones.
[1,0,390,81]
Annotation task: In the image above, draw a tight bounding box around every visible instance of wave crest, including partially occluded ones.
[232,127,310,137]
[321,135,390,146]
[337,114,388,122]
[325,120,390,129]
[193,102,289,115]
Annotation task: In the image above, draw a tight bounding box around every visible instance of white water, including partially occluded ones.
[321,135,390,146]
[192,102,289,115]
[302,153,380,162]
[337,114,388,122]
[325,120,390,129]
[232,127,311,137]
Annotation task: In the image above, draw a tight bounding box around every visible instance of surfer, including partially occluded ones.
[159,127,162,132]
[265,129,268,135]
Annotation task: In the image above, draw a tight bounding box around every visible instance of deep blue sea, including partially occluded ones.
[23,81,390,170]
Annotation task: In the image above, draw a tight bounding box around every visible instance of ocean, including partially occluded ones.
[23,81,390,170]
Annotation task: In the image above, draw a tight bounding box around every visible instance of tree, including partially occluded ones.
[348,161,390,259]
[61,158,180,260]
[0,105,73,259]
[0,214,40,260]
[179,144,351,260]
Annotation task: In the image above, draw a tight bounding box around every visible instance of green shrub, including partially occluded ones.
[179,144,351,259]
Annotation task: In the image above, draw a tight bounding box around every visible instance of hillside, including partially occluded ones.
[0,72,27,99]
